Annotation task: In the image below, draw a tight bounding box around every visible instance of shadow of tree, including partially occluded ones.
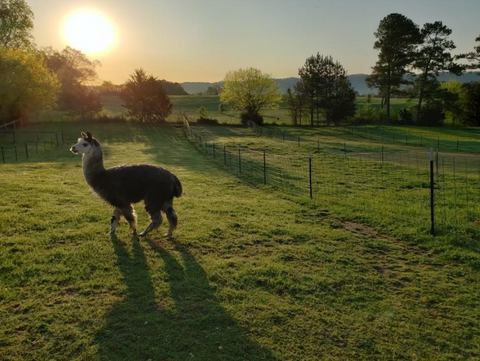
[96,234,276,361]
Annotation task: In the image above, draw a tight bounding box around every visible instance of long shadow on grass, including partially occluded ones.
[95,234,276,361]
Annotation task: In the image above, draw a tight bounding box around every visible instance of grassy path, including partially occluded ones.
[1,123,479,360]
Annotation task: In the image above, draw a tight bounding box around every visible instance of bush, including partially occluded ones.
[241,112,264,125]
[393,107,414,125]
[417,101,445,126]
[356,104,379,123]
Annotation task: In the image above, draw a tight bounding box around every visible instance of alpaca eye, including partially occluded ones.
[83,143,88,147]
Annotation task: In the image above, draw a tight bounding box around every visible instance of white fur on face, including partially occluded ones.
[70,138,92,155]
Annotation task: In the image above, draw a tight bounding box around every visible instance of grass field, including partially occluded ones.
[1,121,480,360]
[34,94,420,126]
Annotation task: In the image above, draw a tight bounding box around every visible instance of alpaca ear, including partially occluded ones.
[86,132,93,140]
[81,131,87,138]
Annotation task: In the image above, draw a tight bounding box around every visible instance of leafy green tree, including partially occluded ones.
[159,80,188,95]
[204,85,222,95]
[413,21,461,123]
[461,82,480,126]
[285,88,306,126]
[367,13,422,124]
[64,85,103,121]
[0,47,59,122]
[220,67,281,125]
[356,94,378,122]
[99,80,122,96]
[41,46,101,114]
[120,68,172,122]
[0,0,34,50]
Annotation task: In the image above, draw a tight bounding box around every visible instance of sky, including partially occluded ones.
[28,0,480,84]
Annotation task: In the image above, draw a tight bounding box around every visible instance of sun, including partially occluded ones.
[64,11,115,54]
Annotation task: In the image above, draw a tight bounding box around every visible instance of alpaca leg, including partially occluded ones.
[120,205,137,234]
[139,211,162,237]
[163,204,178,237]
[110,208,122,234]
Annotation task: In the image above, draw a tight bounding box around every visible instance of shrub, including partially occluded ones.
[395,107,414,125]
[417,100,445,126]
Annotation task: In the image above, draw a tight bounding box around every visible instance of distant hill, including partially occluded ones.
[182,73,479,96]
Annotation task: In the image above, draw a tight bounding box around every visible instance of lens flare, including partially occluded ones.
[64,11,115,53]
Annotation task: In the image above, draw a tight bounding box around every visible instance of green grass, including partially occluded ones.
[33,95,418,126]
[2,122,480,360]
[188,123,480,268]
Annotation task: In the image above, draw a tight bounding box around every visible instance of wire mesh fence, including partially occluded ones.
[184,118,480,241]
[0,126,64,164]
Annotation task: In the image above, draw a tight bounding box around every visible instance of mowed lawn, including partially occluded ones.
[1,122,480,360]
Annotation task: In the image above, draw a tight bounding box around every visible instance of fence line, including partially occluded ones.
[246,120,480,156]
[184,117,480,241]
[0,128,64,164]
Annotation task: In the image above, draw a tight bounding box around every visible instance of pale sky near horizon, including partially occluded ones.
[28,0,480,84]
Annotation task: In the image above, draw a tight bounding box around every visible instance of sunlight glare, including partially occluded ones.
[64,11,115,54]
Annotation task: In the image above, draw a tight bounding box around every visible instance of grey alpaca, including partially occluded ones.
[70,132,182,237]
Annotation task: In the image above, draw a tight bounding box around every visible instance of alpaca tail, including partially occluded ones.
[172,173,183,198]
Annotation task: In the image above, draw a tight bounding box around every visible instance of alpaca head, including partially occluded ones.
[70,131,101,155]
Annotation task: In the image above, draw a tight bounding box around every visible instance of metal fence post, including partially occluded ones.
[263,148,266,185]
[309,153,313,199]
[430,148,435,235]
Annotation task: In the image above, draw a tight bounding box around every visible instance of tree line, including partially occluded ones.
[220,14,479,127]
[0,1,478,126]
[0,0,177,124]
[365,13,479,126]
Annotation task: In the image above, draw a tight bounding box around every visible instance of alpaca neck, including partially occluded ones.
[82,149,105,187]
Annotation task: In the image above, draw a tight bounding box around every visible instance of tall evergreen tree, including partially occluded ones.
[120,69,172,123]
[298,54,355,125]
[413,21,461,123]
[298,55,319,125]
[367,13,422,124]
